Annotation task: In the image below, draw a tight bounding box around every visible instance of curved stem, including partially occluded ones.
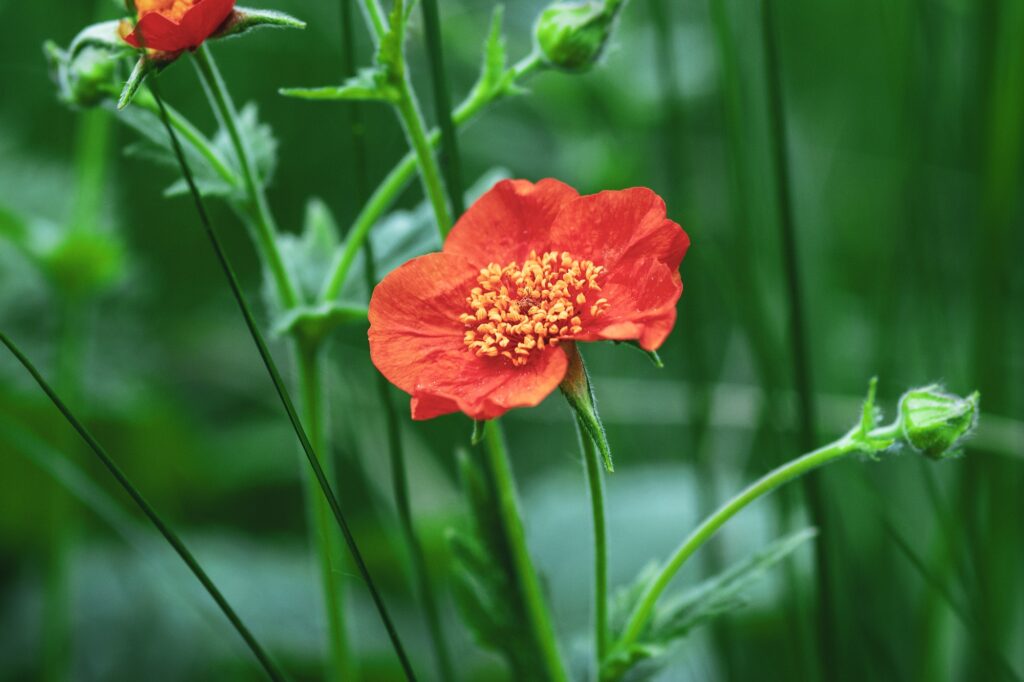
[613,432,871,657]
[0,332,289,682]
[191,45,300,310]
[296,346,352,681]
[577,417,609,665]
[482,421,569,682]
[317,53,545,303]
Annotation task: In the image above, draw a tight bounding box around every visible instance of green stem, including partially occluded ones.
[0,332,289,682]
[419,0,466,218]
[577,417,609,665]
[191,45,300,310]
[612,427,891,659]
[317,54,544,303]
[393,82,453,235]
[359,0,452,235]
[481,421,569,682]
[296,345,352,681]
[145,76,418,680]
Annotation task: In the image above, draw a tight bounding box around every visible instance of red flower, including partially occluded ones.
[120,0,236,54]
[368,179,690,421]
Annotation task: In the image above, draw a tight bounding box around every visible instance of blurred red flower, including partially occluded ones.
[368,179,690,421]
[120,0,236,54]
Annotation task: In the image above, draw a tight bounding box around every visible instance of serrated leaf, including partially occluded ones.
[280,67,398,103]
[217,7,306,39]
[277,198,342,301]
[603,528,818,681]
[220,102,277,190]
[445,450,548,679]
[470,6,517,101]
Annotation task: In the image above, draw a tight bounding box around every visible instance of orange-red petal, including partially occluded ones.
[123,0,235,52]
[549,187,689,272]
[574,257,683,351]
[368,251,569,420]
[443,178,579,268]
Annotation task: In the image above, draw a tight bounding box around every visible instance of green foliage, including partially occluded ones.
[120,101,276,202]
[603,529,818,681]
[469,6,522,102]
[447,450,549,680]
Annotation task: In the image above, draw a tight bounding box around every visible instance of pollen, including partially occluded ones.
[460,250,610,366]
[134,0,195,22]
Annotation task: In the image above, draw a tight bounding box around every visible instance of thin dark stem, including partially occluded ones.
[341,0,453,675]
[419,0,465,218]
[759,2,833,677]
[145,75,418,681]
[0,331,288,682]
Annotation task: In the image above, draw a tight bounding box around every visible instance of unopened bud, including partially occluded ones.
[534,0,624,73]
[897,386,979,459]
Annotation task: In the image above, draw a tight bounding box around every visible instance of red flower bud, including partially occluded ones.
[120,0,236,54]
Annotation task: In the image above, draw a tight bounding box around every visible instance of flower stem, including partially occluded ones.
[576,417,609,665]
[611,428,889,662]
[317,53,545,303]
[191,45,300,310]
[0,331,289,682]
[419,0,466,218]
[296,345,352,681]
[340,0,453,669]
[359,0,452,235]
[144,77,418,680]
[481,421,569,682]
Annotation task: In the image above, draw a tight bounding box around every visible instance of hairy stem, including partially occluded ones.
[577,417,609,665]
[317,54,544,303]
[296,346,352,681]
[191,45,300,310]
[611,425,896,662]
[481,421,569,682]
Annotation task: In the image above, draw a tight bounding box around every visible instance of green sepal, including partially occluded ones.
[216,7,306,39]
[560,344,614,472]
[471,420,486,445]
[615,340,664,368]
[118,56,157,110]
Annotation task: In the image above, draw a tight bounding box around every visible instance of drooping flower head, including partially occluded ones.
[120,0,236,54]
[369,179,690,420]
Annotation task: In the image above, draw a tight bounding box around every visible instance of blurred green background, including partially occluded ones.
[1,0,1022,680]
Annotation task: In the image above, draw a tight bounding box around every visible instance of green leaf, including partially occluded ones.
[470,6,520,101]
[446,450,549,679]
[603,528,818,681]
[217,7,306,39]
[615,340,664,368]
[271,301,368,342]
[273,197,341,307]
[0,203,27,243]
[280,67,399,103]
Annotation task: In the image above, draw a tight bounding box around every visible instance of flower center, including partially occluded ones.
[134,0,195,22]
[460,250,609,366]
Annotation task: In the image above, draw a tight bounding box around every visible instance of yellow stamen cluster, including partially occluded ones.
[460,250,610,366]
[135,0,194,21]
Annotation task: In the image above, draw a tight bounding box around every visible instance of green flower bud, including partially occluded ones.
[534,0,624,73]
[45,22,130,109]
[897,385,980,459]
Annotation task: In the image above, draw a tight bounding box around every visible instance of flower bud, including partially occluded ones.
[45,22,128,108]
[897,386,979,459]
[534,0,624,73]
